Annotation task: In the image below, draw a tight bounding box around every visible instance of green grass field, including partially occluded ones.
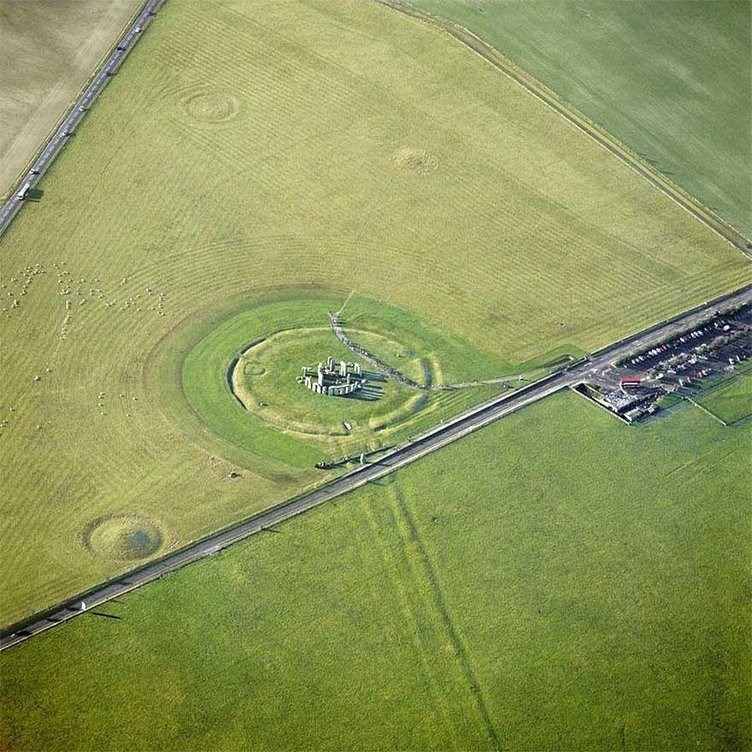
[1,0,749,626]
[232,329,418,435]
[1,392,748,751]
[407,0,752,238]
[0,0,143,196]
[697,373,752,424]
[179,293,501,464]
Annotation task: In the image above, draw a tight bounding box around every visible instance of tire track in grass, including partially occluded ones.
[358,494,470,749]
[391,483,502,752]
[363,480,501,749]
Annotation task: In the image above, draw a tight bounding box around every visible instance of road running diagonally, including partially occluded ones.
[0,0,167,237]
[1,0,750,650]
[1,283,749,652]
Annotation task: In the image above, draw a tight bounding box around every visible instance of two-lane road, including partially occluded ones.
[0,0,166,236]
[2,282,750,651]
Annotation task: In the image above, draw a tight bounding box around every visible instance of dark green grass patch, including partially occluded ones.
[235,328,414,430]
[180,299,331,469]
[697,373,752,424]
[179,292,505,465]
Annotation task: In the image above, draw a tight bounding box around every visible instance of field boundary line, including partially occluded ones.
[683,396,728,426]
[0,0,147,201]
[373,0,752,258]
[0,0,168,235]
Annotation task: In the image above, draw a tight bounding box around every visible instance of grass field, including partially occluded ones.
[1,0,749,626]
[697,373,752,424]
[0,0,143,196]
[178,293,501,465]
[1,392,748,751]
[407,0,752,238]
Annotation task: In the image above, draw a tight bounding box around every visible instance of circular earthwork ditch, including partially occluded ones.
[183,90,240,123]
[81,514,163,561]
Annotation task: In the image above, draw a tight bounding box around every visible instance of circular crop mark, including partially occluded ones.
[81,514,163,561]
[183,90,240,123]
[392,147,439,175]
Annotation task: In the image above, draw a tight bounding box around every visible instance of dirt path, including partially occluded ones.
[329,310,426,389]
[373,0,752,260]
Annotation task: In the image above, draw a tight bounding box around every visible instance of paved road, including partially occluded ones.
[0,0,166,237]
[2,283,749,651]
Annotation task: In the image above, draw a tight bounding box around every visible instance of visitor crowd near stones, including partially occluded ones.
[328,311,424,390]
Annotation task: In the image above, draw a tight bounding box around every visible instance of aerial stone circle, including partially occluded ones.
[298,356,366,396]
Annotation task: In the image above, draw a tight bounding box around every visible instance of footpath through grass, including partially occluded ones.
[1,392,748,751]
[408,0,752,238]
[697,373,752,425]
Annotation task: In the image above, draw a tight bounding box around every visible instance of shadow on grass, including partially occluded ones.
[343,385,384,402]
[362,370,388,382]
